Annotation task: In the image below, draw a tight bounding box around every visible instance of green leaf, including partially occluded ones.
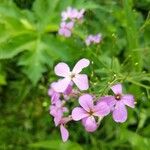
[18,36,50,85]
[74,0,99,9]
[0,33,36,59]
[0,1,23,19]
[32,0,59,30]
[0,74,6,85]
[29,140,83,150]
[119,128,150,150]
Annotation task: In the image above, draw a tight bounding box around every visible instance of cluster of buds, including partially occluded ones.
[48,58,135,142]
[58,7,102,46]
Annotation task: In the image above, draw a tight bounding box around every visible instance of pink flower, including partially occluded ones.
[85,34,102,46]
[58,117,72,142]
[72,94,110,132]
[50,100,68,126]
[61,7,85,21]
[58,21,74,37]
[53,58,90,92]
[99,84,135,123]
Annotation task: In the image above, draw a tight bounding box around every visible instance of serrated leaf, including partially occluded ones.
[32,0,57,30]
[0,33,36,59]
[18,38,49,85]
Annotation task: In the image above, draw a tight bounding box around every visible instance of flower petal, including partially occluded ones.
[60,124,69,142]
[111,84,122,95]
[71,107,88,121]
[94,102,110,117]
[64,29,72,37]
[83,116,97,132]
[64,83,72,95]
[54,116,61,126]
[122,94,135,108]
[66,21,74,30]
[113,101,127,123]
[98,96,116,110]
[53,78,71,92]
[79,94,93,112]
[54,62,70,77]
[72,58,90,74]
[73,74,89,90]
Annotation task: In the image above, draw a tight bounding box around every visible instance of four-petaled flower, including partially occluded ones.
[50,100,68,126]
[58,21,74,37]
[61,7,85,21]
[85,34,102,46]
[99,84,135,123]
[72,94,110,132]
[53,58,90,92]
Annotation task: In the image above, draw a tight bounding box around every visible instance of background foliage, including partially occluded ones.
[0,0,150,149]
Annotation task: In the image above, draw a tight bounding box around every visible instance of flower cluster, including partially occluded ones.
[58,7,84,37]
[58,7,102,46]
[48,58,135,142]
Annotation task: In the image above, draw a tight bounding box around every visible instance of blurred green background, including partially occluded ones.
[0,0,150,149]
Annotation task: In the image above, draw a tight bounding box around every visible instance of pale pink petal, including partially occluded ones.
[54,116,61,126]
[98,96,116,110]
[64,29,72,37]
[77,9,85,19]
[58,28,65,35]
[91,34,101,43]
[73,74,89,90]
[55,99,62,107]
[51,92,60,104]
[83,116,97,132]
[49,105,56,116]
[70,8,78,18]
[53,78,71,92]
[113,101,127,123]
[79,94,93,112]
[60,124,69,142]
[71,107,89,121]
[111,84,122,95]
[54,62,70,77]
[61,12,68,21]
[62,107,68,113]
[122,94,135,108]
[85,38,91,46]
[94,102,110,117]
[66,21,74,30]
[72,58,90,74]
[61,116,72,124]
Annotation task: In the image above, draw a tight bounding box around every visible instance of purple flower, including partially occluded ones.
[53,58,90,92]
[50,100,68,126]
[58,21,74,37]
[72,94,110,132]
[61,7,85,21]
[85,34,102,46]
[99,84,135,123]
